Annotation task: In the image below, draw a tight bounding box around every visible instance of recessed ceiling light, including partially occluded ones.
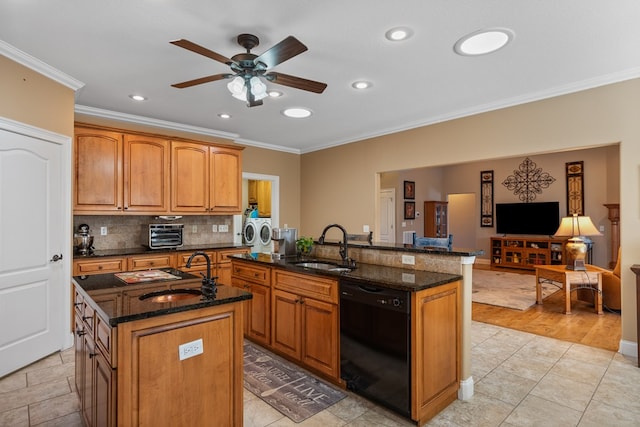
[454,28,514,56]
[268,90,283,98]
[352,81,372,90]
[385,27,413,41]
[218,113,231,119]
[129,94,147,101]
[282,108,312,118]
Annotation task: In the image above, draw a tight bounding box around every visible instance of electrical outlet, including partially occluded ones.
[100,226,107,236]
[192,225,198,233]
[178,338,203,361]
[219,224,228,232]
[402,255,415,265]
[363,225,370,233]
[212,224,218,232]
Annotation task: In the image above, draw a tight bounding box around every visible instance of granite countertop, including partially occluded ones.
[73,268,252,326]
[319,239,484,257]
[74,243,250,258]
[231,253,462,293]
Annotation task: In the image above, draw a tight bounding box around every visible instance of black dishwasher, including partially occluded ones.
[339,279,411,417]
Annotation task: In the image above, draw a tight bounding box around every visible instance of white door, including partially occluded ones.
[379,189,395,243]
[0,122,69,377]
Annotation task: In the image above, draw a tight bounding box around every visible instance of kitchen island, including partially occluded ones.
[72,268,252,427]
[230,252,466,425]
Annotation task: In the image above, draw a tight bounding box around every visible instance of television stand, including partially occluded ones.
[490,236,567,271]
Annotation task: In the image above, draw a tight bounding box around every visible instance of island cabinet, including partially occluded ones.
[171,141,242,214]
[271,270,339,381]
[73,279,247,427]
[73,288,116,427]
[74,127,170,214]
[411,280,461,425]
[230,261,272,347]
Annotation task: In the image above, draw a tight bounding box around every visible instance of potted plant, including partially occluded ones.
[296,236,314,256]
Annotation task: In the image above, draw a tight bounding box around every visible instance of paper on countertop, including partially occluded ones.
[115,270,181,284]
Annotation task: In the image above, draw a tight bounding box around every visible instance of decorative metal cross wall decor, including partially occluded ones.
[502,157,556,202]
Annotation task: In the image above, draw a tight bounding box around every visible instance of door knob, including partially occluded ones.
[50,254,63,262]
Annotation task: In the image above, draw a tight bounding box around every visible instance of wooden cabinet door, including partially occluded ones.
[74,128,123,212]
[94,350,115,427]
[81,332,95,427]
[247,283,271,347]
[412,280,460,423]
[171,141,209,213]
[74,315,85,396]
[300,297,338,379]
[257,180,272,217]
[271,288,301,360]
[123,134,170,213]
[209,146,242,213]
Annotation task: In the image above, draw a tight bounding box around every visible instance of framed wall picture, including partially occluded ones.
[566,161,584,215]
[404,180,415,199]
[480,170,494,227]
[404,201,416,219]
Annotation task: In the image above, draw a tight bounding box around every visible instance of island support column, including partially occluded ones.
[458,256,475,400]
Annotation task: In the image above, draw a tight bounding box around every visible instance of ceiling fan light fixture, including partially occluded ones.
[218,113,231,119]
[454,28,514,56]
[385,27,413,42]
[250,76,268,100]
[282,107,312,118]
[227,76,246,100]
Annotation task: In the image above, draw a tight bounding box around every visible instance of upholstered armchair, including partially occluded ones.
[578,248,621,311]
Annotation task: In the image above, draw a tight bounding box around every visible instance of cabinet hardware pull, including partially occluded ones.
[50,254,63,262]
[82,315,92,321]
[74,302,82,307]
[76,329,86,336]
[89,352,97,358]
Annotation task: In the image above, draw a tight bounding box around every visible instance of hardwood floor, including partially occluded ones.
[472,265,622,352]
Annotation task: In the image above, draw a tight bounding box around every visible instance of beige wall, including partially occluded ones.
[301,78,640,345]
[0,55,75,136]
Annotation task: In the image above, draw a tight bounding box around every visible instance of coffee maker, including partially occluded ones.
[74,224,94,255]
[271,227,298,258]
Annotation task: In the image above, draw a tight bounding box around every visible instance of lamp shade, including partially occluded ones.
[553,214,601,271]
[553,215,601,238]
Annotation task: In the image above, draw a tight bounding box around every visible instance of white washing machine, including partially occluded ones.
[243,218,272,253]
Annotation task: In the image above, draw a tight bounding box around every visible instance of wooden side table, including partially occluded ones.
[534,264,603,314]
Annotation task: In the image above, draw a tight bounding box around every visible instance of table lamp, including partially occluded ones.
[553,214,601,271]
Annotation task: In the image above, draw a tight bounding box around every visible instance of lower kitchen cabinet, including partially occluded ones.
[271,270,339,381]
[411,280,461,425]
[73,281,245,427]
[231,261,271,346]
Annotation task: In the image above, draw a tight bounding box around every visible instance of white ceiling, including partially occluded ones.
[2,1,640,153]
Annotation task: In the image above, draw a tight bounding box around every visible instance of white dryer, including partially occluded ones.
[243,218,272,253]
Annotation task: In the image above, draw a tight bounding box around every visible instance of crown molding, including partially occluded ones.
[0,40,84,91]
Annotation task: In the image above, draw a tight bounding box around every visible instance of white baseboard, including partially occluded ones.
[458,376,474,400]
[619,339,638,359]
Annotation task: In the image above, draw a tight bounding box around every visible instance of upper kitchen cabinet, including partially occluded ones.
[74,125,242,215]
[171,141,242,214]
[74,127,170,214]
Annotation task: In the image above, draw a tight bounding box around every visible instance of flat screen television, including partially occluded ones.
[495,202,560,236]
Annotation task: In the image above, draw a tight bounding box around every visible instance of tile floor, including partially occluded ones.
[2,321,639,426]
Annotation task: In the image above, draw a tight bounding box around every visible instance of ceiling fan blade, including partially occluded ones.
[170,39,234,65]
[254,36,308,69]
[266,72,327,94]
[171,73,230,89]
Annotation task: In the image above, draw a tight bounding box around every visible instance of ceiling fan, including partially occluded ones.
[170,34,327,107]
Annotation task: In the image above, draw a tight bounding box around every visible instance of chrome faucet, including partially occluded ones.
[186,251,217,298]
[318,224,356,268]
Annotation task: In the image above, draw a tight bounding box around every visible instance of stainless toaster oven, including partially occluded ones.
[147,224,184,249]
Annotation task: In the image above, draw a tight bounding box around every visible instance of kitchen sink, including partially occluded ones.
[292,261,353,273]
[139,288,202,303]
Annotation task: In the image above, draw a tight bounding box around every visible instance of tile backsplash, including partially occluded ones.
[73,215,236,250]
